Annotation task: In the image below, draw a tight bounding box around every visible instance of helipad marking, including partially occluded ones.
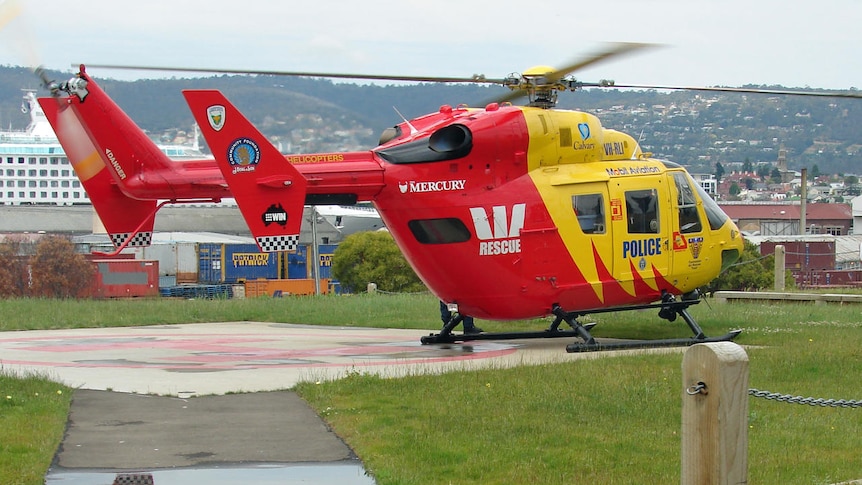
[0,330,519,371]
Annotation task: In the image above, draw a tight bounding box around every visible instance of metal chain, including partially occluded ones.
[748,388,862,408]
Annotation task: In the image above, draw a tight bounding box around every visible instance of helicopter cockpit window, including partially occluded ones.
[672,173,702,234]
[572,193,605,234]
[625,189,659,234]
[408,218,472,244]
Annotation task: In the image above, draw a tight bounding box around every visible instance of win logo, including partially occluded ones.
[469,204,525,256]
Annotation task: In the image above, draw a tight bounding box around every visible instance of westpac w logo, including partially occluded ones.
[469,203,526,256]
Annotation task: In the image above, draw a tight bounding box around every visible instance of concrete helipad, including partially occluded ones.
[0,322,674,484]
[0,321,585,395]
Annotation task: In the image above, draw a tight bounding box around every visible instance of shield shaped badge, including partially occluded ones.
[207,105,226,132]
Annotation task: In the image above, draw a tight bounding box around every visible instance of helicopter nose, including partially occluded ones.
[718,222,744,273]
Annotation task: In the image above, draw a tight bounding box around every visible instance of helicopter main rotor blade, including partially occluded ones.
[86,43,654,89]
[545,42,655,83]
[607,83,862,99]
[84,64,507,85]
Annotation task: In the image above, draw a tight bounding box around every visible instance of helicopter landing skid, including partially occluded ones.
[560,294,741,352]
[565,329,743,353]
[420,307,597,345]
[420,293,743,352]
[419,324,597,345]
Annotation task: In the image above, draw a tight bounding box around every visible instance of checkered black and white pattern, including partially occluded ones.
[256,234,300,252]
[112,473,154,485]
[110,232,153,248]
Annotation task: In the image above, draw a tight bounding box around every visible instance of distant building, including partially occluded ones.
[689,172,717,196]
[719,202,852,236]
[853,196,862,234]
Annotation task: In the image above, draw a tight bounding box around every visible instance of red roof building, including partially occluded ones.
[719,203,852,236]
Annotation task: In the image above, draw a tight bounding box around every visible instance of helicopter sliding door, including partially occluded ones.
[612,175,671,287]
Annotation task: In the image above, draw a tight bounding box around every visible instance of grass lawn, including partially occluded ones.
[0,370,72,485]
[1,294,860,484]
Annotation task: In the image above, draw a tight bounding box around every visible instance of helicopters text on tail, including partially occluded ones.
[183,90,308,252]
[38,96,157,248]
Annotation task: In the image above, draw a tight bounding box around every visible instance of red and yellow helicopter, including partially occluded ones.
[36,44,850,351]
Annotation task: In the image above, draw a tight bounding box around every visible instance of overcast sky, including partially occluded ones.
[1,0,860,91]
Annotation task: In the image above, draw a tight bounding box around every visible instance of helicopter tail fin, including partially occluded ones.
[39,96,157,249]
[183,90,308,252]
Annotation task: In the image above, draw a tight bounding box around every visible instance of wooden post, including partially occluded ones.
[774,244,786,291]
[681,342,749,485]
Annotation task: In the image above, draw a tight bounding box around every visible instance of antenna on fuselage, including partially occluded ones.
[632,128,647,160]
[392,106,418,136]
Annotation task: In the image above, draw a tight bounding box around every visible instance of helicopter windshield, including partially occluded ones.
[693,181,730,230]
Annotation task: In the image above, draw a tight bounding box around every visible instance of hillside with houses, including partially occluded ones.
[2,66,861,176]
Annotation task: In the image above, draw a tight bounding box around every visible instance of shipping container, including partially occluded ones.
[761,240,836,271]
[130,242,198,283]
[91,260,159,298]
[318,244,338,279]
[285,243,340,280]
[245,278,331,297]
[135,242,199,283]
[794,269,862,288]
[198,243,281,283]
[286,244,309,279]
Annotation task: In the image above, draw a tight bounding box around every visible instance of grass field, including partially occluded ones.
[0,370,72,485]
[1,294,860,484]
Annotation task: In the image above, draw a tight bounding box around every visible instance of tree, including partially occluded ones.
[729,182,741,197]
[742,158,753,173]
[810,164,821,178]
[756,163,771,181]
[714,162,725,184]
[331,231,425,293]
[706,240,794,294]
[770,167,782,183]
[29,236,95,298]
[0,238,28,297]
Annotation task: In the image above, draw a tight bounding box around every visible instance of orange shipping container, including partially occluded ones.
[244,279,330,297]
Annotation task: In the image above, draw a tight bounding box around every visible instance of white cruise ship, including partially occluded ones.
[1,91,208,206]
[0,91,84,205]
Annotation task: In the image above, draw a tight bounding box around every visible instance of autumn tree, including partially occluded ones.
[0,238,28,297]
[29,236,95,298]
[331,231,425,293]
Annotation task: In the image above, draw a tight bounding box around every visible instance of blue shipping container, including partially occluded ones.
[198,243,222,284]
[318,244,338,279]
[285,244,339,280]
[198,243,281,283]
[286,244,308,279]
